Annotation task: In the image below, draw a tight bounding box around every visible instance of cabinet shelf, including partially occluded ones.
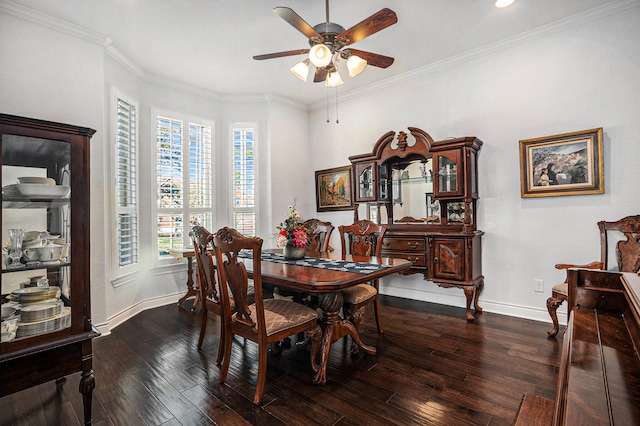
[2,261,71,274]
[3,198,69,209]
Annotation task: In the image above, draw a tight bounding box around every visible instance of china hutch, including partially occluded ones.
[0,114,98,424]
[349,127,483,320]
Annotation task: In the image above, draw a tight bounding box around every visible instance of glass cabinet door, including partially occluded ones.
[2,134,72,344]
[355,162,376,202]
[433,150,463,198]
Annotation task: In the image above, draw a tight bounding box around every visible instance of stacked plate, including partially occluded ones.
[10,286,61,304]
[16,307,71,338]
[19,301,64,322]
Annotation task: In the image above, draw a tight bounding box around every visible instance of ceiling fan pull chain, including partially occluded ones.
[335,86,339,124]
[326,85,330,123]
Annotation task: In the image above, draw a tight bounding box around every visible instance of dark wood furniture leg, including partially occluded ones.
[313,291,377,385]
[546,295,564,337]
[177,257,199,311]
[473,280,484,314]
[79,369,95,426]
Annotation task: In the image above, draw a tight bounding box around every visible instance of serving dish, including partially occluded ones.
[10,286,60,304]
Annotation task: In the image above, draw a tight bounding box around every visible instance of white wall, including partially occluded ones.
[0,11,108,326]
[308,6,640,322]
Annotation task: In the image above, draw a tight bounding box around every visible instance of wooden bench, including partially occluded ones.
[514,269,640,425]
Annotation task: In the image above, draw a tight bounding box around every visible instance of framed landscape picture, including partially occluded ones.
[519,128,604,198]
[315,165,353,212]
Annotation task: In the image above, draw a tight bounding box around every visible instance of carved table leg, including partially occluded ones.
[177,257,199,311]
[79,369,95,426]
[312,292,377,385]
[546,296,564,337]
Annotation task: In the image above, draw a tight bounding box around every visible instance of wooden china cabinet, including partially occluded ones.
[349,127,484,320]
[0,114,99,425]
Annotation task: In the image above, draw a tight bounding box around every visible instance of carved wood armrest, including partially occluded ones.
[555,261,604,271]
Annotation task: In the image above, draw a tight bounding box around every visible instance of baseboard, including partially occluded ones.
[381,285,567,325]
[94,292,190,338]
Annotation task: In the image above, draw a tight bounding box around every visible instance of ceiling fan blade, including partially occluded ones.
[274,7,323,41]
[253,49,309,60]
[314,67,328,83]
[337,8,398,46]
[342,49,394,68]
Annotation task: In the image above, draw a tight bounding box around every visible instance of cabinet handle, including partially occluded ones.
[407,242,419,249]
[407,257,419,263]
[433,257,439,263]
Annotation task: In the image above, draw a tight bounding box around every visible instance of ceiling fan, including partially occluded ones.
[253,0,398,86]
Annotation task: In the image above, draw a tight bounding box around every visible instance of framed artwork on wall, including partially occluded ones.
[519,128,604,198]
[315,165,353,212]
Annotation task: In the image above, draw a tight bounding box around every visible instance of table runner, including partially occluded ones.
[238,251,390,275]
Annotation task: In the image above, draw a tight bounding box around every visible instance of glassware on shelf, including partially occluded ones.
[7,228,24,269]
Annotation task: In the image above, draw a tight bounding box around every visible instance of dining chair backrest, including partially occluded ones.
[339,220,387,258]
[213,227,266,334]
[302,218,334,253]
[191,225,219,305]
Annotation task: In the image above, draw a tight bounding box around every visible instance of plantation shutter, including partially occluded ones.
[232,127,256,236]
[116,97,139,267]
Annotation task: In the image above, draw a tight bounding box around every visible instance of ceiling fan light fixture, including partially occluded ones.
[325,69,343,87]
[309,44,332,67]
[290,59,310,82]
[495,0,515,8]
[347,55,367,77]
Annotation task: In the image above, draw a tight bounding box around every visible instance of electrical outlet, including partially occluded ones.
[534,279,544,293]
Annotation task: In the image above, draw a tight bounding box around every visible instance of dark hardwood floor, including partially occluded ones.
[0,295,563,425]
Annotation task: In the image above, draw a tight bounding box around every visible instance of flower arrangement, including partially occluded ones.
[276,204,310,248]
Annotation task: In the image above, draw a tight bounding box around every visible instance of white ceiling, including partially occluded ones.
[9,0,630,106]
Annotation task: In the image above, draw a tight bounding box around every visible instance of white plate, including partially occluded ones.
[2,184,70,198]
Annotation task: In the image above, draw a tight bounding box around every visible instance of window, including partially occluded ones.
[113,90,139,273]
[232,125,256,235]
[155,110,213,257]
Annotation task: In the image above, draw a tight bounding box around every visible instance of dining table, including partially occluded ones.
[241,248,411,385]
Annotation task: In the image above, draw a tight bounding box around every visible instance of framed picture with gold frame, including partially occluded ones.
[519,128,604,198]
[315,165,353,212]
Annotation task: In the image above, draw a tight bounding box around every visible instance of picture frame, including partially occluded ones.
[519,128,604,198]
[315,165,354,212]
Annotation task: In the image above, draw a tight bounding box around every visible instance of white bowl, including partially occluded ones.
[17,177,56,185]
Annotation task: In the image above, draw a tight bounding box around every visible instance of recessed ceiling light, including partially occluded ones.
[495,0,515,8]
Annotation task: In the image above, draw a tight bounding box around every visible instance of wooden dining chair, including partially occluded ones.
[547,214,640,337]
[302,218,335,253]
[213,226,322,405]
[338,220,387,353]
[190,225,227,364]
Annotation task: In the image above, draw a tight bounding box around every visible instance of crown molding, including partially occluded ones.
[311,0,640,111]
[0,0,107,46]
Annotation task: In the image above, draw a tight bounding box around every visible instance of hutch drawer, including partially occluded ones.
[382,236,425,252]
[382,251,426,269]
